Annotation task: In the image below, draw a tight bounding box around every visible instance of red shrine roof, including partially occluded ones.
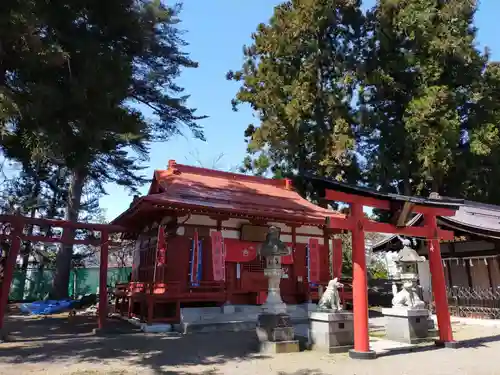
[112,160,343,227]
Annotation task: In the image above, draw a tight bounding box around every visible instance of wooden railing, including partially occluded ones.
[114,280,225,298]
[188,281,225,294]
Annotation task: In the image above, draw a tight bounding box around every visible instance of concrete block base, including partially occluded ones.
[121,316,173,333]
[222,304,236,314]
[348,349,377,360]
[312,343,353,353]
[260,340,300,354]
[308,311,354,353]
[435,340,460,349]
[256,313,295,342]
[256,312,298,354]
[382,308,429,344]
[178,321,255,334]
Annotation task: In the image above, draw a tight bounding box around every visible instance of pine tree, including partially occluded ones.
[0,1,205,298]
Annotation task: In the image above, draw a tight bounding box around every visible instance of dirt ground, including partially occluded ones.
[1,313,500,375]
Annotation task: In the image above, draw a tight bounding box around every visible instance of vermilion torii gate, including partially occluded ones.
[0,214,124,335]
[309,176,462,359]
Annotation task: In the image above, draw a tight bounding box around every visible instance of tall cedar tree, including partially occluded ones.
[0,1,205,298]
[227,0,364,198]
[458,61,500,204]
[359,0,489,197]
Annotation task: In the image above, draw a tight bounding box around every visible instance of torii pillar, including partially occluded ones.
[348,203,376,359]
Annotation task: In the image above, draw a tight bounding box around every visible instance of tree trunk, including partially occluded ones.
[51,168,86,299]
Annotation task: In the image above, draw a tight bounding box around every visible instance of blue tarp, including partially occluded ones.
[19,299,75,315]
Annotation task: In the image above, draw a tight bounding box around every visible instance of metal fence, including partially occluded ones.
[447,286,500,319]
[8,266,131,301]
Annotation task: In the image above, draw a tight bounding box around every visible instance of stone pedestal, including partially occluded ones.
[382,307,429,344]
[308,311,354,353]
[256,313,299,353]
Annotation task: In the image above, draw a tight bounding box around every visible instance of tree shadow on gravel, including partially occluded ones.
[456,333,500,348]
[276,370,328,375]
[0,315,268,374]
[160,370,329,375]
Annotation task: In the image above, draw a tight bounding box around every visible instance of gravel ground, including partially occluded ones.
[1,315,500,375]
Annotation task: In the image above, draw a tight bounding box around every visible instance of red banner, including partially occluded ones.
[223,238,258,262]
[154,226,167,282]
[308,238,320,283]
[190,230,200,284]
[332,238,343,278]
[211,231,226,281]
[156,226,167,265]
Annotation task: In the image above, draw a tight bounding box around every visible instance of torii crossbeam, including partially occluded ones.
[307,176,462,359]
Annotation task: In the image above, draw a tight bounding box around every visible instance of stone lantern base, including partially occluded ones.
[381,307,429,344]
[256,313,300,353]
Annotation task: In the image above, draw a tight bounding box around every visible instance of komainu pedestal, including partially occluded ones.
[256,313,299,353]
[382,308,429,344]
[309,311,354,353]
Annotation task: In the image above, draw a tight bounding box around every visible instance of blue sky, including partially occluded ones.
[99,0,500,221]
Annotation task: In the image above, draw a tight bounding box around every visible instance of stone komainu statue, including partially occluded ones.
[317,278,343,312]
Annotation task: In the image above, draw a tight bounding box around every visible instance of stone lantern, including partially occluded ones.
[258,226,290,314]
[256,226,299,353]
[395,245,423,286]
[382,243,429,344]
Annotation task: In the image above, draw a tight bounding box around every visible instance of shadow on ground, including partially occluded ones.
[276,371,328,375]
[0,315,267,374]
[457,333,500,348]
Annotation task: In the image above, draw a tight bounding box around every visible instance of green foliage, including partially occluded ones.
[336,232,388,279]
[1,1,205,193]
[0,0,205,297]
[230,0,500,208]
[359,0,487,198]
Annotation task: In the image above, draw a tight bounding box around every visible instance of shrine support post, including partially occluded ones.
[98,231,109,330]
[424,215,454,345]
[349,203,375,359]
[0,219,22,334]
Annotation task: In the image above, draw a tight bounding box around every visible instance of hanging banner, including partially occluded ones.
[190,230,202,285]
[308,238,320,283]
[332,238,343,279]
[154,226,167,282]
[131,237,142,281]
[211,231,226,281]
[156,226,167,265]
[223,238,258,262]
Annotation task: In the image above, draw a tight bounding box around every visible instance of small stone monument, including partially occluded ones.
[256,226,299,353]
[382,242,429,344]
[309,278,354,353]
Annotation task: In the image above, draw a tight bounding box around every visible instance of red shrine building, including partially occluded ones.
[112,161,346,323]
